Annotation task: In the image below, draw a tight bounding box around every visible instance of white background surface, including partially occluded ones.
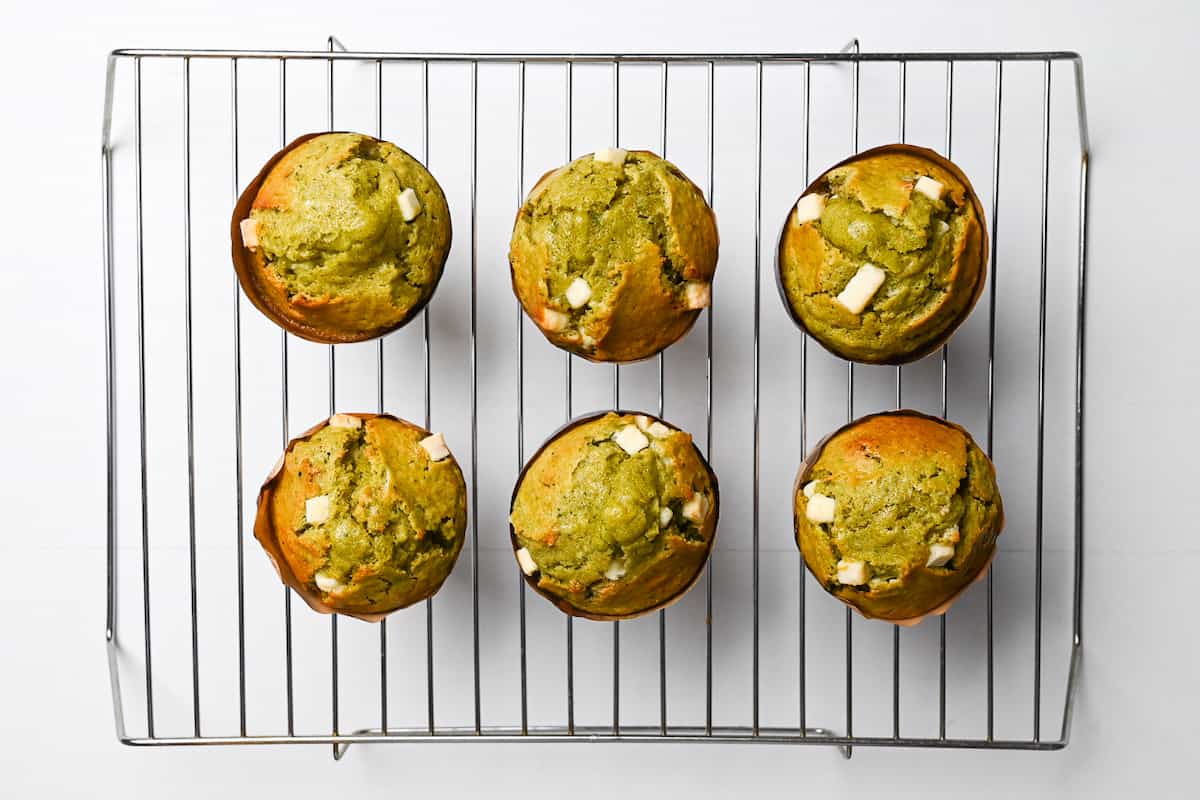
[3,0,1198,796]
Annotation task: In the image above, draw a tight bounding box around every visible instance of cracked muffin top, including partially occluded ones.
[234,132,452,344]
[794,411,1003,622]
[256,413,467,620]
[509,149,718,363]
[777,144,987,364]
[510,412,717,619]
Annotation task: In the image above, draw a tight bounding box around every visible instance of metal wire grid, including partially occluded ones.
[101,42,1090,758]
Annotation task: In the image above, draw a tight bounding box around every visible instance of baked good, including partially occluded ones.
[776,144,987,364]
[232,132,452,344]
[254,413,467,621]
[794,410,1003,622]
[509,148,718,362]
[509,411,718,619]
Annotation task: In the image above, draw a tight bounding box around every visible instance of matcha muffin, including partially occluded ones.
[509,148,719,362]
[777,144,988,364]
[233,132,452,343]
[510,411,718,619]
[254,413,467,621]
[794,411,1003,622]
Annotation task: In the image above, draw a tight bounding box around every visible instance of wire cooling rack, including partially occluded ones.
[101,38,1089,759]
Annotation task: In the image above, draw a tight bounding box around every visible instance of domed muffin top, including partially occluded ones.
[259,413,466,620]
[510,149,718,362]
[510,412,717,619]
[778,144,986,364]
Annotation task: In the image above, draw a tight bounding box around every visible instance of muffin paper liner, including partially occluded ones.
[509,150,719,365]
[254,412,454,623]
[231,132,451,345]
[509,410,720,621]
[793,409,1004,627]
[774,143,990,366]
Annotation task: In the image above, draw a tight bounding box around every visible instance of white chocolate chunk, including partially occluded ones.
[682,493,708,523]
[594,147,628,165]
[612,425,650,456]
[634,415,652,432]
[305,495,331,524]
[937,220,950,234]
[835,264,887,315]
[580,333,596,348]
[605,559,627,580]
[565,277,592,308]
[314,572,344,593]
[515,547,538,576]
[836,559,869,585]
[926,542,956,568]
[659,507,673,526]
[419,432,450,461]
[847,220,869,240]
[646,421,671,439]
[397,187,423,221]
[540,307,570,331]
[793,193,826,225]
[805,493,836,523]
[328,413,362,429]
[239,218,259,250]
[802,481,820,498]
[942,526,961,544]
[914,175,944,202]
[685,281,711,310]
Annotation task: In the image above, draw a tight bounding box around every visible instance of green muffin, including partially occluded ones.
[233,132,452,344]
[777,144,987,364]
[794,411,1003,622]
[510,149,719,363]
[255,413,467,621]
[510,412,718,619]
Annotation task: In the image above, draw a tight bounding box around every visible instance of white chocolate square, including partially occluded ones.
[836,559,869,586]
[419,432,450,461]
[805,493,836,523]
[515,547,538,576]
[397,187,423,221]
[565,277,592,309]
[594,147,628,165]
[835,264,887,315]
[540,307,570,331]
[926,542,955,568]
[239,218,259,250]
[314,572,344,593]
[685,281,711,310]
[328,413,362,429]
[682,493,708,523]
[605,559,627,580]
[646,421,671,439]
[914,176,944,202]
[305,495,331,524]
[612,425,650,455]
[793,193,826,225]
[659,506,673,526]
[802,481,820,498]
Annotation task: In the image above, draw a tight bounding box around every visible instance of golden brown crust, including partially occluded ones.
[509,150,718,363]
[510,412,719,621]
[793,411,1004,623]
[776,144,988,365]
[232,132,452,344]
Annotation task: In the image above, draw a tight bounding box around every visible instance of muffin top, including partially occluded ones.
[510,149,718,362]
[238,132,451,342]
[510,412,717,619]
[260,413,467,619]
[795,412,1002,621]
[778,145,986,364]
